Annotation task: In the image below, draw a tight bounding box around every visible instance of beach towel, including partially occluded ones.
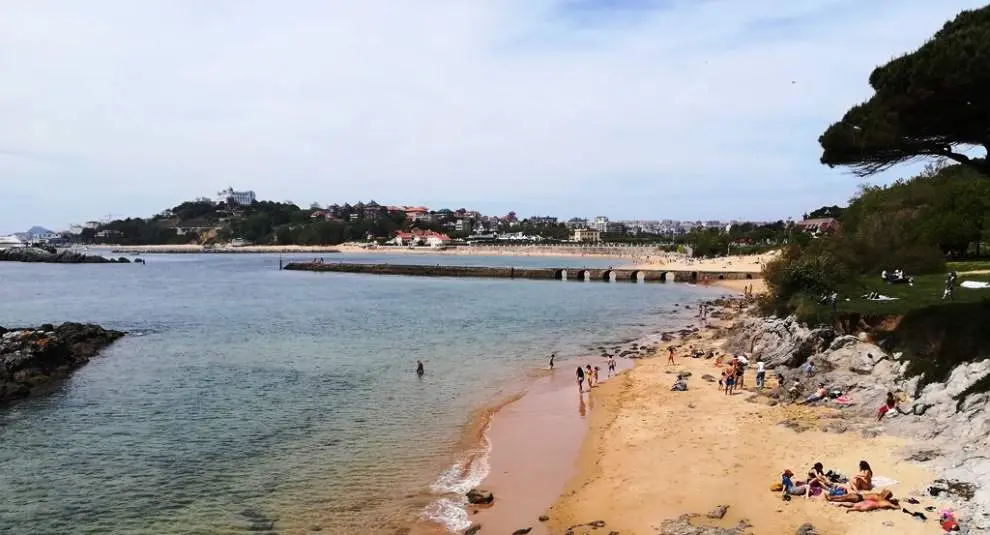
[833,396,853,405]
[872,475,898,488]
[961,281,990,289]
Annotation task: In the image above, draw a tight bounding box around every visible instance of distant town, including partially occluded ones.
[0,187,840,257]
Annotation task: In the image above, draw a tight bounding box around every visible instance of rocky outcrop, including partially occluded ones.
[726,315,835,368]
[0,247,131,264]
[656,515,746,535]
[1,323,125,405]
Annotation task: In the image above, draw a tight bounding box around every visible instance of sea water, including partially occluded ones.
[0,253,720,534]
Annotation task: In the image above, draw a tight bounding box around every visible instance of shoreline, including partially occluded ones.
[413,293,729,535]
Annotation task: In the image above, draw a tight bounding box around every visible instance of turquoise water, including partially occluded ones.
[0,253,720,534]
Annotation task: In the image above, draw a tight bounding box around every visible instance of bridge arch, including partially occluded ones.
[631,270,644,283]
[660,272,668,282]
[745,273,753,280]
[718,273,725,280]
[577,269,590,281]
[601,269,613,282]
[554,269,566,280]
[690,271,698,283]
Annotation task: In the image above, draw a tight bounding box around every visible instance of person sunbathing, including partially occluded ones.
[832,489,899,513]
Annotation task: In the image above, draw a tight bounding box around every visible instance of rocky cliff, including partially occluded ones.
[0,247,131,263]
[0,323,125,405]
[727,313,990,531]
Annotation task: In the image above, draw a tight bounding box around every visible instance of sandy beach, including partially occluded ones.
[436,295,951,535]
[543,314,939,535]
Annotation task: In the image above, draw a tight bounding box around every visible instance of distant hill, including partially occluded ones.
[25,226,54,236]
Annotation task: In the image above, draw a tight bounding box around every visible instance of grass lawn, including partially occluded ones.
[834,272,990,316]
[947,259,990,272]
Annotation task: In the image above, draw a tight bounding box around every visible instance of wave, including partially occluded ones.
[421,419,492,533]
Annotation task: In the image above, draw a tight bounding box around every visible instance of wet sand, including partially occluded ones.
[466,357,635,535]
[545,319,939,535]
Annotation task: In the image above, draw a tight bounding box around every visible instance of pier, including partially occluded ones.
[283,262,755,283]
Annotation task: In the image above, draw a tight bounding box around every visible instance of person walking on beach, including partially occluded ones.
[576,366,585,393]
[416,360,424,377]
[586,365,594,388]
[593,366,600,385]
[667,346,675,366]
[549,353,555,370]
[607,355,616,377]
[755,360,766,389]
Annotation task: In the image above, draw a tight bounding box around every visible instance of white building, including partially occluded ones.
[572,228,601,243]
[216,187,257,206]
[592,216,609,232]
[0,235,26,249]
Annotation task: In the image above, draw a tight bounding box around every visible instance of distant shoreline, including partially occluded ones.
[108,245,343,254]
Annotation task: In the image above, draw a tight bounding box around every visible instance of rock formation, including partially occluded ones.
[0,247,132,264]
[1,323,125,405]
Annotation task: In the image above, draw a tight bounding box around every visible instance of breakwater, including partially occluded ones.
[283,262,755,283]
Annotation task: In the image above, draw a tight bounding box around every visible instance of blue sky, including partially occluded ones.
[0,0,987,232]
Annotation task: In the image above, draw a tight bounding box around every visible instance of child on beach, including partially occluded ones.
[593,366,600,385]
[586,365,594,388]
[719,370,726,389]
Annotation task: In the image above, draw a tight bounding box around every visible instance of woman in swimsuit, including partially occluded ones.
[576,366,585,393]
[848,460,873,492]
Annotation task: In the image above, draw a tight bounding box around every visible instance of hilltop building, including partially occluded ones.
[216,187,257,206]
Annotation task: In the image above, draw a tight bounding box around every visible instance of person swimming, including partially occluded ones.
[416,360,424,376]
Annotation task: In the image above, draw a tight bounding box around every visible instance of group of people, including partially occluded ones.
[572,356,616,393]
[780,461,889,512]
[716,354,768,394]
[881,268,914,286]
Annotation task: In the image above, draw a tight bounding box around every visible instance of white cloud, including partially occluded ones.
[0,0,984,230]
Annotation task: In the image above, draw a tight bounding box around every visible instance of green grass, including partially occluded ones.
[833,273,990,316]
[947,259,990,273]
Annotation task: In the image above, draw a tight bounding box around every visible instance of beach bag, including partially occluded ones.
[770,483,783,492]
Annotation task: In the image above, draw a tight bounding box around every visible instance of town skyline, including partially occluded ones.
[4,186,813,236]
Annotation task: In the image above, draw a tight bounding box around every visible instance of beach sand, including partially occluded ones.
[623,251,777,274]
[545,320,937,535]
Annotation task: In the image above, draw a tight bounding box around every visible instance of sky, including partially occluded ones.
[0,0,986,233]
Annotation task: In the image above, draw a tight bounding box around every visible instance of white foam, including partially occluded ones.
[422,423,492,532]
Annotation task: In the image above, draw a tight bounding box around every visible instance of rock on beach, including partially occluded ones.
[1,322,125,405]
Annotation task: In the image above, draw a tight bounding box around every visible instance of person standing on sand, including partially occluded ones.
[724,364,735,395]
[586,365,594,387]
[593,366,600,385]
[607,356,616,377]
[755,360,766,389]
[549,353,555,370]
[576,366,585,393]
[667,346,675,366]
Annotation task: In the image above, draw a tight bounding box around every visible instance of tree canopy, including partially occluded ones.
[819,5,990,177]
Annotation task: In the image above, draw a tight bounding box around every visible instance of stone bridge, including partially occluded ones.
[284,262,756,283]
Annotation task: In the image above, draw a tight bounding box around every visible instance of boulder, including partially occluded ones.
[466,488,493,505]
[707,505,729,519]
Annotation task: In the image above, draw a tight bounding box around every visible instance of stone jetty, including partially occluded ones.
[283,262,755,283]
[0,247,131,264]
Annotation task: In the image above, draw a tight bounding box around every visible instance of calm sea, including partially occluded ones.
[0,253,720,534]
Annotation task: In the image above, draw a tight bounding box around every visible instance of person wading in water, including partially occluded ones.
[416,360,424,377]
